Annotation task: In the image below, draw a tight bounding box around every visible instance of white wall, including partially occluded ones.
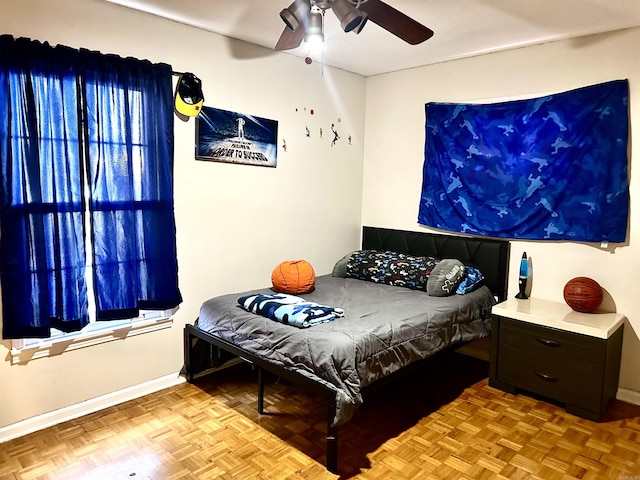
[0,0,366,429]
[363,27,640,397]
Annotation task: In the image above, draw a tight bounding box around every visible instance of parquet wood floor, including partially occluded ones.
[2,353,640,479]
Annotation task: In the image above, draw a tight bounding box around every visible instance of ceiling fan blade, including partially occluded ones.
[358,0,434,45]
[275,25,305,51]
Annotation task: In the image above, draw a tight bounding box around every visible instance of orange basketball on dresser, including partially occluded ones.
[563,277,603,313]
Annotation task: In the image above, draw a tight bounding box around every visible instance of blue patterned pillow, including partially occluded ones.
[456,266,485,294]
[345,250,439,291]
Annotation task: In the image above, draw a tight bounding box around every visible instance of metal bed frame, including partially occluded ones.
[183,226,510,473]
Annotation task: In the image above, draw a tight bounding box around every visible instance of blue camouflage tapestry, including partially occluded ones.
[418,80,629,242]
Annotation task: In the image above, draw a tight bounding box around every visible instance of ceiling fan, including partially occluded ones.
[275,0,434,51]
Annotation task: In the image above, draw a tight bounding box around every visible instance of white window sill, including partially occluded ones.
[9,315,174,365]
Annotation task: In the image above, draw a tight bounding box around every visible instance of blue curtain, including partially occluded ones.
[82,53,181,320]
[0,37,88,337]
[418,80,629,242]
[0,36,181,339]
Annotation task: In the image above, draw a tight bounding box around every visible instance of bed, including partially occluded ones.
[183,226,510,473]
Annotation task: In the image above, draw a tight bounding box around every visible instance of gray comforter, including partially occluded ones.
[197,275,494,426]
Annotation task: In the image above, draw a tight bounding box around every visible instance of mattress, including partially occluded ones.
[197,274,495,425]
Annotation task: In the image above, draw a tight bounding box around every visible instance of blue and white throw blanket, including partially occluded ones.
[238,293,345,328]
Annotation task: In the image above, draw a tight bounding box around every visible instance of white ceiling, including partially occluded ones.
[105,0,640,77]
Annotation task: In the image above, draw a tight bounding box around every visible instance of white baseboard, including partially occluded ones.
[0,372,185,444]
[617,387,640,406]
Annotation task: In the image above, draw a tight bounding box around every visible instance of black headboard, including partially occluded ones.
[362,226,511,302]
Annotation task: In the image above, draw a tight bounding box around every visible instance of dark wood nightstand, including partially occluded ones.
[489,298,625,422]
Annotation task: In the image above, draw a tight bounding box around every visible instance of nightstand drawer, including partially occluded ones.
[496,345,604,411]
[499,317,605,369]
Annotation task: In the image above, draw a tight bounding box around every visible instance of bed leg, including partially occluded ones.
[257,366,265,414]
[326,399,338,474]
[183,327,194,383]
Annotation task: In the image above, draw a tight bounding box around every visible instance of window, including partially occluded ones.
[0,35,182,351]
[8,83,175,362]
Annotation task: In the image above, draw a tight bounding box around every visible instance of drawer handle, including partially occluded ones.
[536,338,561,347]
[534,371,558,382]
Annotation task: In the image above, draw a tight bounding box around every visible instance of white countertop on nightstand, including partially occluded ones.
[492,297,626,339]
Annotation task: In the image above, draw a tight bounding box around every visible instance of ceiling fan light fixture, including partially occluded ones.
[280,0,311,31]
[352,12,368,34]
[331,0,366,33]
[304,7,324,44]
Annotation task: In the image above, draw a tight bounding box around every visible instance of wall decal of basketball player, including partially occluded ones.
[331,123,340,147]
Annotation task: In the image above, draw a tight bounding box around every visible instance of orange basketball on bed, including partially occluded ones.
[272,260,316,294]
[563,277,603,313]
